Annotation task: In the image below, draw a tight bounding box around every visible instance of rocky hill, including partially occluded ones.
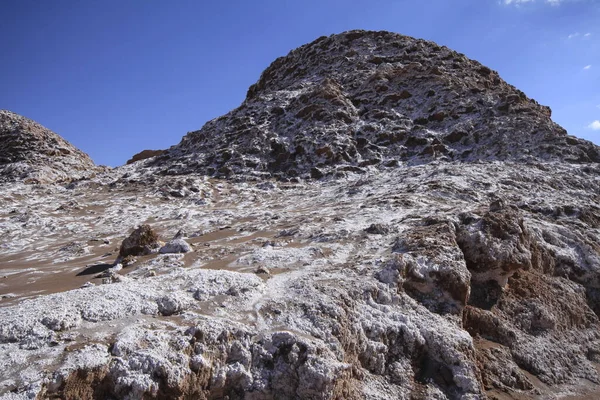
[152,30,598,179]
[1,31,600,400]
[0,110,98,183]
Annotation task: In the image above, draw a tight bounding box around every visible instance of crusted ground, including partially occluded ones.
[1,161,599,399]
[1,29,600,400]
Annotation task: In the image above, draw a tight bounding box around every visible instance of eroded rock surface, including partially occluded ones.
[126,149,165,165]
[1,162,599,400]
[0,110,99,183]
[1,30,600,400]
[159,238,192,254]
[119,224,162,258]
[153,30,598,180]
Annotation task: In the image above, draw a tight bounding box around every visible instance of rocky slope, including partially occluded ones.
[152,30,598,180]
[0,110,99,183]
[126,149,165,165]
[1,30,600,400]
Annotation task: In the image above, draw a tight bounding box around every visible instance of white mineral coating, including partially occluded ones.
[1,30,600,399]
[1,162,600,399]
[159,238,192,254]
[0,110,100,184]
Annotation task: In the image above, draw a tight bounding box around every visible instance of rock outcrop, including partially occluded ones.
[126,149,165,165]
[1,30,600,400]
[118,224,162,258]
[152,30,598,180]
[0,110,99,183]
[159,238,192,254]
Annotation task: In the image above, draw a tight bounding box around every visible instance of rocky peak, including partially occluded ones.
[2,32,600,400]
[153,30,598,180]
[0,110,98,183]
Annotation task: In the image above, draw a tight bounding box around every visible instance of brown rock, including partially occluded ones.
[126,149,165,165]
[457,205,532,286]
[119,225,161,258]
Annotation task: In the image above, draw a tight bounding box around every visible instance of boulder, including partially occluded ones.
[159,238,192,254]
[119,225,161,258]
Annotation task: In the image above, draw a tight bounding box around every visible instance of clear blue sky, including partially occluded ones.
[1,0,599,166]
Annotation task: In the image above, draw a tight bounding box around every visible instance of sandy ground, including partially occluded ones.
[1,164,599,399]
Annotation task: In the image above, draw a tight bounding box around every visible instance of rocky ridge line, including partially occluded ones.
[147,30,599,180]
[0,110,99,183]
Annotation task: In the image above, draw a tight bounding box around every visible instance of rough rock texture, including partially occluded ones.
[126,149,165,165]
[159,238,192,254]
[153,30,598,180]
[1,30,600,400]
[119,224,162,258]
[2,166,599,400]
[0,110,99,183]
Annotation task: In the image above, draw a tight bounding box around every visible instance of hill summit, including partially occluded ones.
[152,30,598,179]
[0,110,97,183]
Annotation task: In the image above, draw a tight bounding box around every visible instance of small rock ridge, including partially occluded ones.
[0,110,98,183]
[153,30,599,180]
[126,149,165,165]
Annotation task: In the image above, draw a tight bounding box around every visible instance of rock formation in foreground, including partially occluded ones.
[0,110,99,183]
[1,31,600,400]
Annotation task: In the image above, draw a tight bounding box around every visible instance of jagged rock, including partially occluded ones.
[96,264,123,279]
[156,294,188,316]
[0,110,99,183]
[390,221,472,314]
[1,30,600,400]
[159,238,192,254]
[457,204,532,287]
[152,30,599,179]
[119,225,161,258]
[173,229,187,239]
[101,272,127,285]
[125,149,165,165]
[364,223,390,234]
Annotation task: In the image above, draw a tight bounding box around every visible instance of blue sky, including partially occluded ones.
[1,0,598,166]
